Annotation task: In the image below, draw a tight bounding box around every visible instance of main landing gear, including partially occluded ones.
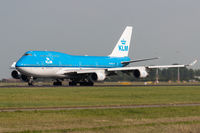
[53,80,62,86]
[69,81,94,86]
[69,81,77,86]
[79,82,94,86]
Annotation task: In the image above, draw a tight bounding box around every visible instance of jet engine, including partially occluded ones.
[11,70,29,82]
[11,70,21,79]
[133,67,148,78]
[89,72,106,81]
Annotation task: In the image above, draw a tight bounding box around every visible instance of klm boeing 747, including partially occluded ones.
[11,26,197,86]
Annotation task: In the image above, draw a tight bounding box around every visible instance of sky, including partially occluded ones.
[0,0,200,79]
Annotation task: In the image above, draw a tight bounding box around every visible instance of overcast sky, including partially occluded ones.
[0,0,200,79]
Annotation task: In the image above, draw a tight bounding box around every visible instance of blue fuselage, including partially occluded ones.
[16,51,131,68]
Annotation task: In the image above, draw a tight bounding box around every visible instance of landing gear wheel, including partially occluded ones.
[53,81,62,86]
[28,77,34,86]
[69,81,77,86]
[80,82,94,86]
[79,82,86,86]
[88,82,94,86]
[28,82,33,86]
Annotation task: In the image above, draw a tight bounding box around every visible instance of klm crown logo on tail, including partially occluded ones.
[121,39,126,45]
[118,39,128,51]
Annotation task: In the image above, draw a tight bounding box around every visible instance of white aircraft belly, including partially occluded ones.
[16,67,103,78]
[17,67,65,78]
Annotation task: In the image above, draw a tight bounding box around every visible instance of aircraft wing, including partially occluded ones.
[108,60,197,71]
[57,60,197,75]
[147,60,197,69]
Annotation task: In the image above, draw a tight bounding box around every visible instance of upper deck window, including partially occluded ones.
[24,53,32,56]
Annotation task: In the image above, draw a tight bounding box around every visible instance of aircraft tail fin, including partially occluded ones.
[109,26,132,57]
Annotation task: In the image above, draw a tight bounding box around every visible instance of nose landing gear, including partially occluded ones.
[28,77,34,86]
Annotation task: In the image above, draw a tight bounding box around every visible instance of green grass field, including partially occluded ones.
[0,86,199,132]
[0,86,200,108]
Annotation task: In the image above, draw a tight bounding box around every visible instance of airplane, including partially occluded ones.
[10,26,197,86]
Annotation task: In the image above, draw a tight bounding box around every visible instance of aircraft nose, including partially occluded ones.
[15,57,30,74]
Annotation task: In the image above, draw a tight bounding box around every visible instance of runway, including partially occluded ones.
[0,103,200,112]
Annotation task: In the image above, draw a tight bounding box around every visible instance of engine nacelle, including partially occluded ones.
[133,67,148,78]
[89,72,106,82]
[11,70,21,79]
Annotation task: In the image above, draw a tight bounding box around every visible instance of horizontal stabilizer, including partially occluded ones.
[121,57,159,64]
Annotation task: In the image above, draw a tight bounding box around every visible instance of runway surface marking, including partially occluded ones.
[0,103,200,112]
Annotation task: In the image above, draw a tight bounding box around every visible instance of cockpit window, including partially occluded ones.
[24,53,32,56]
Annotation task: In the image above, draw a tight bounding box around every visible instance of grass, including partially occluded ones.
[0,106,199,132]
[0,86,199,132]
[0,86,199,108]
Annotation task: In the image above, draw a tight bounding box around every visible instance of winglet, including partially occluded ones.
[188,60,197,67]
